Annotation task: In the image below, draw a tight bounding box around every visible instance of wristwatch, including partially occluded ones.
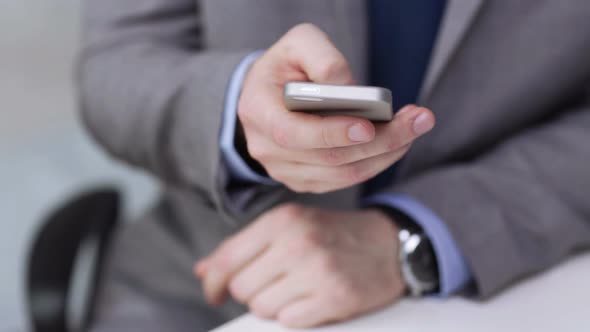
[375,206,440,296]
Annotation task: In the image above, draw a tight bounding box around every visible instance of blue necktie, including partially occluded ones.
[364,0,446,195]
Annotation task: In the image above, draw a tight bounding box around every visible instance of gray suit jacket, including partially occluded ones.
[79,0,590,321]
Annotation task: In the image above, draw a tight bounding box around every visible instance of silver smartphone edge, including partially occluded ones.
[283,82,393,121]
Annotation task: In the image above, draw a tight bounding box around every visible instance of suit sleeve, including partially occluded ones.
[78,0,275,215]
[388,104,590,297]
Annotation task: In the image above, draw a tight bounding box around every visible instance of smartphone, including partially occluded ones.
[284,82,393,121]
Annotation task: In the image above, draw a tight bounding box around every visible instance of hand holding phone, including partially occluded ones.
[236,23,435,194]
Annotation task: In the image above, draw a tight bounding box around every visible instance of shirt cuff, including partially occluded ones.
[220,50,277,185]
[364,193,472,296]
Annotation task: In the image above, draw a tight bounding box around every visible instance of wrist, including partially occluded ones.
[234,119,268,176]
[364,208,408,294]
[364,208,401,243]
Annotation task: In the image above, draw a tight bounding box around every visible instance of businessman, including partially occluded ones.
[79,1,590,331]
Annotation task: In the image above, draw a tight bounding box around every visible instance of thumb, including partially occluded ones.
[276,23,354,85]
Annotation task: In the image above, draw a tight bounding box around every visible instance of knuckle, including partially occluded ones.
[317,56,348,81]
[300,228,325,250]
[346,164,364,183]
[213,251,234,273]
[385,141,398,153]
[215,240,236,265]
[320,124,335,148]
[278,39,296,62]
[317,252,339,274]
[286,235,315,259]
[289,22,322,38]
[271,123,290,148]
[341,164,367,184]
[384,128,402,152]
[228,280,248,304]
[321,148,345,166]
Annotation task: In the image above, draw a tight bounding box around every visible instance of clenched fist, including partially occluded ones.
[238,23,435,193]
[196,203,406,328]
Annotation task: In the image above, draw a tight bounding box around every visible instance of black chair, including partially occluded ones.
[26,188,121,332]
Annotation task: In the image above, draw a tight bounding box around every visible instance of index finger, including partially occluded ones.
[200,236,268,306]
[277,23,354,85]
[199,208,287,305]
[270,110,376,149]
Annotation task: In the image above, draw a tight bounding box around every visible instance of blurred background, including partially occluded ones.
[0,1,158,330]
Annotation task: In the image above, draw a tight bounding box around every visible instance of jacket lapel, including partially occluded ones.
[329,0,484,92]
[398,0,486,178]
[419,0,485,102]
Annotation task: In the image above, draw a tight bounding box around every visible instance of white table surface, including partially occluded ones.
[213,253,590,332]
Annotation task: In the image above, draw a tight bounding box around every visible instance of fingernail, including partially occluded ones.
[412,112,435,136]
[348,123,373,142]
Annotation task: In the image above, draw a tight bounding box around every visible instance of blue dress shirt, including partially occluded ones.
[219,50,276,185]
[218,3,472,296]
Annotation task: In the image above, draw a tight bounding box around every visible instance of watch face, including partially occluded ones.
[407,238,439,284]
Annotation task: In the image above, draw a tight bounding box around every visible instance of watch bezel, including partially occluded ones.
[398,230,439,296]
